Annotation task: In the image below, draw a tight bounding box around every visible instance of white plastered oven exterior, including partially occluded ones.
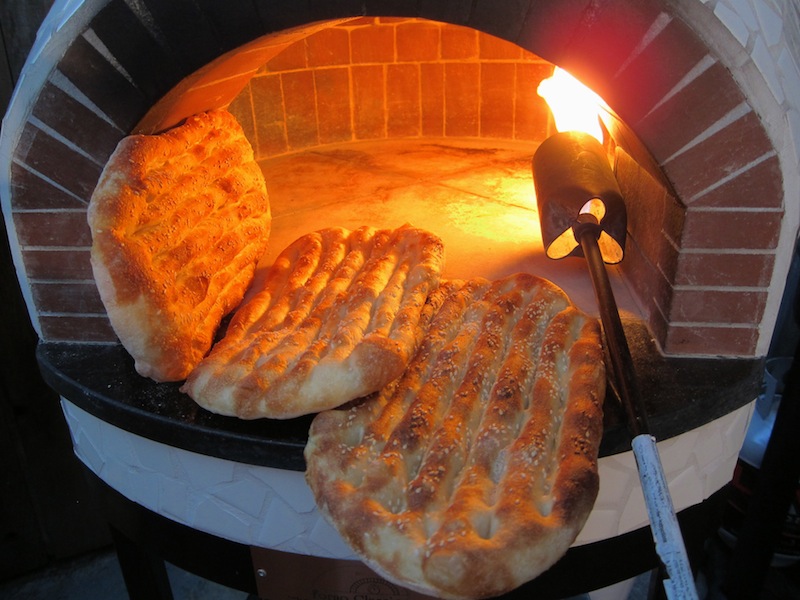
[61,398,753,556]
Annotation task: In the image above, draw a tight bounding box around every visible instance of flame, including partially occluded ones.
[537,67,607,142]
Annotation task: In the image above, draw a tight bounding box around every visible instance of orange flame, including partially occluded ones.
[537,67,608,142]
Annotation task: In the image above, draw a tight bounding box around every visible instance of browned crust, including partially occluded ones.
[88,109,271,382]
[304,274,605,599]
[181,224,446,419]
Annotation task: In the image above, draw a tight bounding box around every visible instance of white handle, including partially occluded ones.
[632,434,699,600]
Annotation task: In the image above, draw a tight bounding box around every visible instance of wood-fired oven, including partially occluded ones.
[2,0,799,598]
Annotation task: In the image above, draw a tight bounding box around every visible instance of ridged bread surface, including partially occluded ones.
[305,274,605,599]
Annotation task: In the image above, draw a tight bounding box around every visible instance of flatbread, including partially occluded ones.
[181,224,445,419]
[88,109,271,382]
[305,274,605,599]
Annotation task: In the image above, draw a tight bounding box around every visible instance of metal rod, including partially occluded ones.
[574,215,698,600]
[574,217,649,437]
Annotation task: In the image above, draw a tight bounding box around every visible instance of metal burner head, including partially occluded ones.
[532,131,626,264]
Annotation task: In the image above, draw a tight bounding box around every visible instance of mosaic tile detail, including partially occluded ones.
[60,399,754,555]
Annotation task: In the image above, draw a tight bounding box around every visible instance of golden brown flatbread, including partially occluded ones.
[305,274,604,599]
[181,224,445,419]
[88,109,271,382]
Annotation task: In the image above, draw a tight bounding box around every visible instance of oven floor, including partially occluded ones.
[258,138,640,319]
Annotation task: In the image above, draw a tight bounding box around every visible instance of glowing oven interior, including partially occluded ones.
[220,20,642,321]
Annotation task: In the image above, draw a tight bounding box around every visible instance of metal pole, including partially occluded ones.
[575,216,699,600]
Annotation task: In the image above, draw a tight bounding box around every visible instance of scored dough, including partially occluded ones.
[88,109,271,382]
[305,273,605,600]
[181,224,445,419]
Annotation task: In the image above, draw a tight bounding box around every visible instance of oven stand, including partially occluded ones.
[82,468,727,600]
[110,525,175,600]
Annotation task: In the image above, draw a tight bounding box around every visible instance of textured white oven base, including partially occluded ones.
[61,398,753,556]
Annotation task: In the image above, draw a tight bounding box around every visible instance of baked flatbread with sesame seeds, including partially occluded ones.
[181,224,445,419]
[304,273,605,600]
[88,109,271,382]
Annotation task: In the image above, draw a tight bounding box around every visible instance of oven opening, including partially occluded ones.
[10,6,782,363]
[161,17,655,320]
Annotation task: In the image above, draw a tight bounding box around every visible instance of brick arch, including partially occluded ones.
[7,0,782,356]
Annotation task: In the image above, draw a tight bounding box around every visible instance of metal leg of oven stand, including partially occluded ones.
[110,524,174,600]
[82,468,259,598]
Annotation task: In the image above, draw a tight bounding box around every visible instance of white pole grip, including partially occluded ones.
[632,434,699,600]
